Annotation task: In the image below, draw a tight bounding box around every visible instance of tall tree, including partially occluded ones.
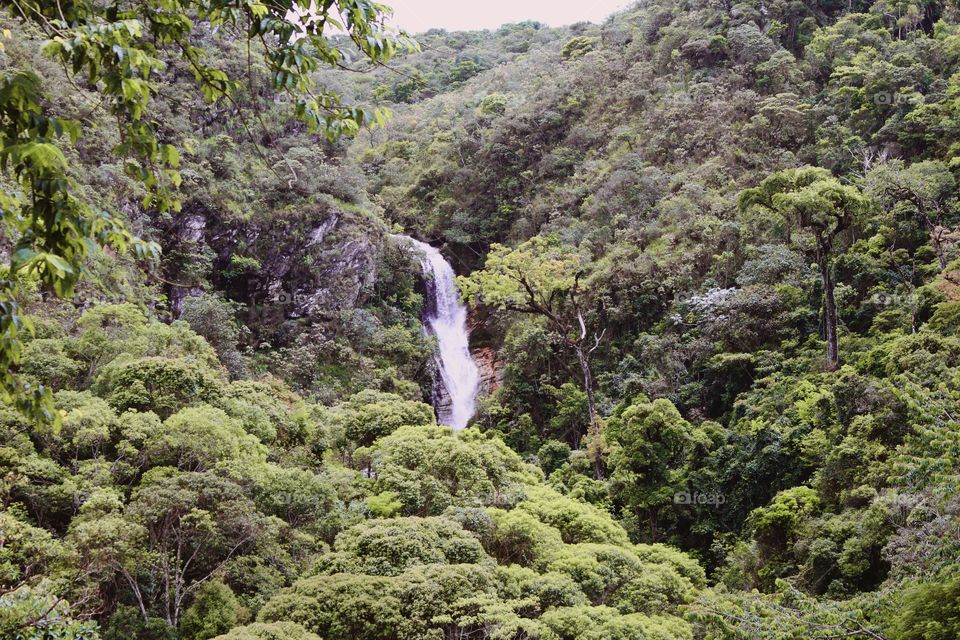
[124,471,272,627]
[458,236,606,466]
[739,167,870,371]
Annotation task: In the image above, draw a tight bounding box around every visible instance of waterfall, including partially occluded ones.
[404,237,480,430]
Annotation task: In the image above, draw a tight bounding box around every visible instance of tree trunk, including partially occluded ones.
[818,238,840,371]
[575,345,597,426]
[575,345,604,480]
[120,568,150,623]
[932,227,947,271]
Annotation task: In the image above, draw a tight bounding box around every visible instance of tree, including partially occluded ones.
[178,580,243,640]
[211,622,321,640]
[368,425,529,515]
[125,471,273,627]
[0,0,413,416]
[0,508,101,639]
[324,390,434,449]
[739,167,870,370]
[97,357,222,419]
[691,579,890,640]
[515,485,630,547]
[562,36,599,59]
[252,465,337,529]
[0,582,101,640]
[257,574,404,640]
[459,236,605,453]
[145,405,266,471]
[102,606,176,640]
[537,440,572,475]
[318,517,488,577]
[889,574,960,640]
[180,295,246,379]
[604,397,703,542]
[865,160,959,270]
[748,486,821,583]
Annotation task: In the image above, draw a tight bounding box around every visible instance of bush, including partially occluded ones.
[180,581,245,640]
[98,356,222,418]
[888,576,960,640]
[561,36,599,59]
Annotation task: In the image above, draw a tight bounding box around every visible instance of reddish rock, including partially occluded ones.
[472,347,503,397]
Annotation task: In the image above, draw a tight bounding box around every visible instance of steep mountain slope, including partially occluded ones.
[355,0,960,626]
[4,0,960,639]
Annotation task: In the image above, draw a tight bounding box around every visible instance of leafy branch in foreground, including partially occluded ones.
[0,69,160,419]
[0,0,415,417]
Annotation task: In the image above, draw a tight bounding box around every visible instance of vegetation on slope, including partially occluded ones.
[3,0,960,638]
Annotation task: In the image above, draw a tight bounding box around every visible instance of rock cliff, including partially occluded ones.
[160,196,384,325]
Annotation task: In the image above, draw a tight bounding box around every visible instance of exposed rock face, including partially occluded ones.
[169,214,209,317]
[161,197,383,323]
[463,304,503,403]
[429,346,500,424]
[472,347,503,398]
[432,370,454,427]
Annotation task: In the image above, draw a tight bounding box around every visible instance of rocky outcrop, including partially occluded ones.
[432,371,454,427]
[472,347,503,397]
[169,214,209,316]
[250,208,379,317]
[161,196,383,324]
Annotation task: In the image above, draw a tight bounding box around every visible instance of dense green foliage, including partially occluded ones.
[4,0,960,638]
[0,302,703,639]
[0,0,412,419]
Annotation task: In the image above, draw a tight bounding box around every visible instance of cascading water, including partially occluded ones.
[403,237,480,430]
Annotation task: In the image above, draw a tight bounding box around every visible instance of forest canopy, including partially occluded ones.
[3,0,960,639]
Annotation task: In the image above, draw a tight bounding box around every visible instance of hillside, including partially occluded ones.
[2,0,960,639]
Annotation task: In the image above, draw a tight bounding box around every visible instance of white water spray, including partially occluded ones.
[405,237,480,430]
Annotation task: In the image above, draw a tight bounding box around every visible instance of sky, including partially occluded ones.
[384,0,634,33]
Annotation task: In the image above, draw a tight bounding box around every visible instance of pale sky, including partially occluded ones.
[384,0,634,33]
